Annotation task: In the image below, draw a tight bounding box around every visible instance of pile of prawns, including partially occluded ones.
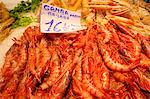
[0,19,149,98]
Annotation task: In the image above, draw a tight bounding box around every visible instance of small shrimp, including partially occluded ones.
[2,44,20,69]
[109,19,136,38]
[23,26,43,43]
[140,53,150,69]
[117,32,141,62]
[72,76,93,99]
[59,50,74,75]
[92,67,102,90]
[126,83,147,99]
[100,64,110,89]
[27,43,37,77]
[32,90,49,99]
[81,81,108,98]
[1,44,27,96]
[82,56,106,98]
[141,39,150,58]
[101,25,112,43]
[1,74,19,97]
[106,15,134,25]
[4,43,19,57]
[92,43,110,90]
[113,72,134,83]
[49,71,71,98]
[72,49,83,81]
[98,40,139,72]
[99,22,141,64]
[15,72,39,99]
[0,43,27,91]
[15,73,30,99]
[41,48,73,91]
[105,22,120,43]
[133,68,150,92]
[34,26,44,40]
[107,77,128,98]
[13,44,28,73]
[35,43,40,72]
[110,7,130,16]
[40,47,61,90]
[137,33,150,58]
[35,38,51,82]
[23,27,35,42]
[0,61,13,91]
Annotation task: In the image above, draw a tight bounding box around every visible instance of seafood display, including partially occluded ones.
[0,18,149,98]
[0,0,150,98]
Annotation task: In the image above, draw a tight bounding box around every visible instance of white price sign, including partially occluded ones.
[40,3,86,33]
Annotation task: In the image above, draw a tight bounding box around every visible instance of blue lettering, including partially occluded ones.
[60,9,64,15]
[44,4,73,16]
[55,8,60,13]
[63,16,66,19]
[56,14,59,18]
[44,5,49,10]
[65,11,68,15]
[45,19,54,31]
[48,12,52,15]
[70,14,73,17]
[54,22,62,32]
[70,14,80,18]
[50,6,55,11]
[52,12,55,16]
[62,23,68,31]
[60,15,63,18]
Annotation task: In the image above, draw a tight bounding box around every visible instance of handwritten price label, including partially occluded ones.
[40,3,86,33]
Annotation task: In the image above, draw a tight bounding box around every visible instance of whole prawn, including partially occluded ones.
[35,38,51,82]
[98,39,139,72]
[40,47,61,90]
[0,43,27,91]
[133,68,150,92]
[81,48,106,98]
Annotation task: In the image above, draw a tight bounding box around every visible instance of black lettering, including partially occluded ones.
[55,8,60,13]
[60,9,64,15]
[65,11,68,15]
[44,5,49,10]
[48,12,52,15]
[50,6,55,11]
